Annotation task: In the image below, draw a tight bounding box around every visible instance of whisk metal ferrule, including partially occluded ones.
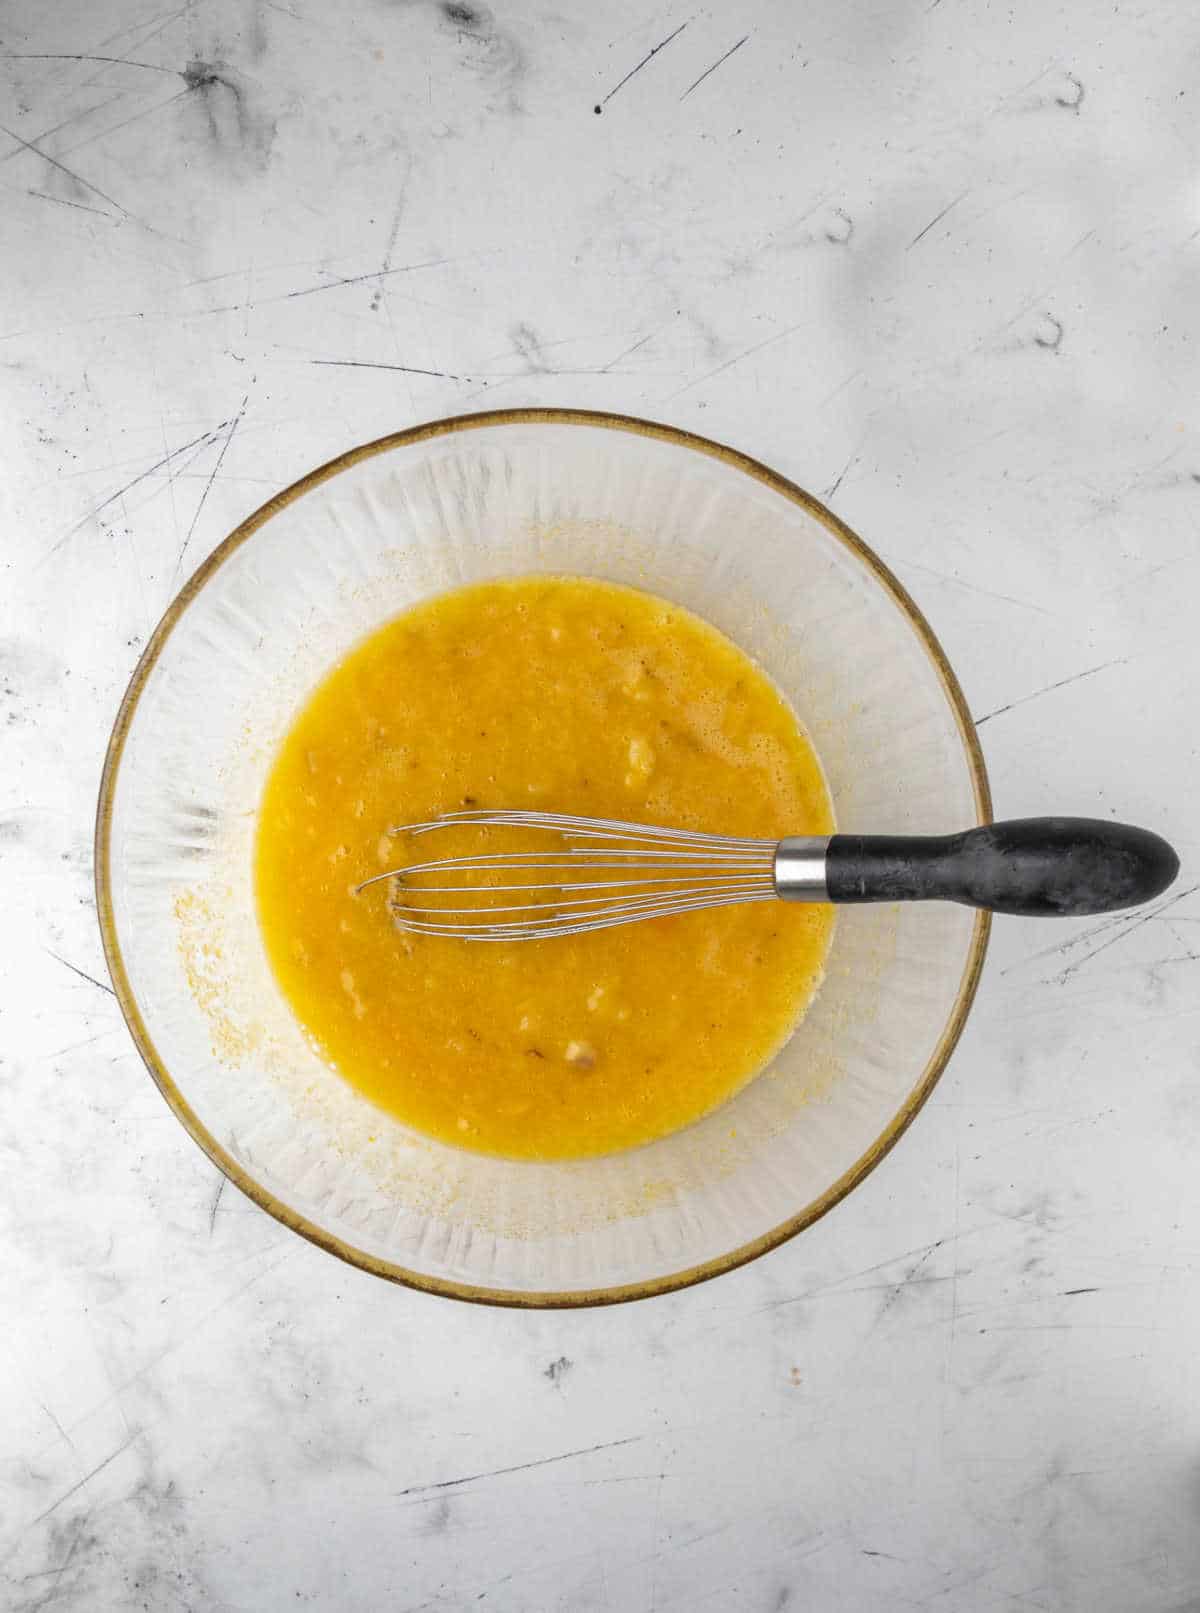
[773,836,830,902]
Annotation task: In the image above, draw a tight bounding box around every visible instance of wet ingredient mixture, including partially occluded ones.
[255,576,834,1159]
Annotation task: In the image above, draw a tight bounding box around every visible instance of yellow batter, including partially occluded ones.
[255,576,833,1159]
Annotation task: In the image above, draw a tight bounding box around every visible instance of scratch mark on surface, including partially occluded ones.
[54,1245,291,1437]
[756,1238,952,1318]
[649,1471,665,1609]
[690,1276,953,1339]
[1,52,177,73]
[823,449,858,502]
[0,94,129,168]
[1001,65,1055,105]
[278,257,462,305]
[985,1322,1155,1333]
[192,1250,295,1331]
[45,949,115,997]
[41,423,224,561]
[1159,916,1200,956]
[398,1434,643,1496]
[908,190,969,249]
[816,368,864,408]
[599,330,655,372]
[885,553,1051,615]
[208,1174,226,1235]
[25,188,116,218]
[5,251,505,337]
[37,1400,78,1454]
[596,20,689,111]
[949,1145,962,1358]
[31,1431,140,1525]
[1055,883,1199,981]
[24,1510,89,1604]
[372,173,411,309]
[1062,1287,1099,1296]
[309,358,463,380]
[817,1275,953,1299]
[180,254,463,309]
[156,400,185,562]
[87,1,194,69]
[870,1240,942,1333]
[172,396,247,579]
[680,34,749,100]
[1104,551,1199,594]
[1005,905,1150,972]
[975,659,1126,725]
[666,319,805,399]
[0,117,134,220]
[57,87,192,160]
[47,1028,125,1060]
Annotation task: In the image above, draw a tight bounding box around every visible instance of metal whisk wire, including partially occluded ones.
[356,810,780,940]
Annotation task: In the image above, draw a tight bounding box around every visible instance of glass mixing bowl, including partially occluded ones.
[97,410,990,1306]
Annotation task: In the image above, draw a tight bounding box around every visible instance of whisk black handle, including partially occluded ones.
[824,817,1178,916]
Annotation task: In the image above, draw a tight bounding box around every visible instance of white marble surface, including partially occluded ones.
[2,0,1198,1606]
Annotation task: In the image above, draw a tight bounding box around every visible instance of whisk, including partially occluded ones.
[356,810,1179,942]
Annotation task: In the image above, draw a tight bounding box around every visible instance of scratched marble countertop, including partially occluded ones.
[3,1,1198,1608]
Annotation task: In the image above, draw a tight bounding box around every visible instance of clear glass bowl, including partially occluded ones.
[97,410,990,1306]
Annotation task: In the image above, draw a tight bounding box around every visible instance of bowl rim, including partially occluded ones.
[95,407,992,1308]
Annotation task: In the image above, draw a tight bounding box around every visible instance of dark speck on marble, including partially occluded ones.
[434,1,525,113]
[423,1494,452,1535]
[181,59,225,93]
[0,813,26,843]
[1033,313,1064,350]
[442,1,482,25]
[510,322,548,372]
[1055,73,1085,112]
[180,58,276,168]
